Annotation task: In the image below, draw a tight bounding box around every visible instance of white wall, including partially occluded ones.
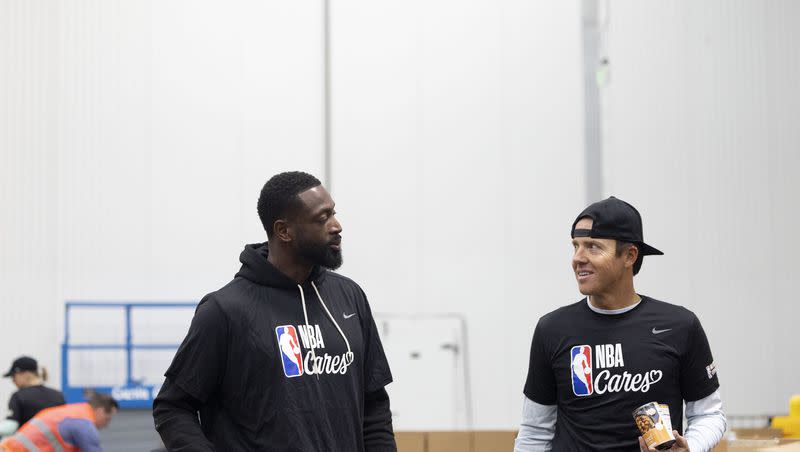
[329,0,585,428]
[1,0,586,429]
[1,0,324,408]
[1,0,62,414]
[601,0,800,416]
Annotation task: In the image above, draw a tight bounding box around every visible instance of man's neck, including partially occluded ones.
[588,286,640,311]
[19,377,43,388]
[267,244,313,284]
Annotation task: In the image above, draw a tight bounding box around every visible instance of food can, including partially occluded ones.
[632,402,676,450]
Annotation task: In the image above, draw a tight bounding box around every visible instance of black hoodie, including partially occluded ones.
[153,243,395,451]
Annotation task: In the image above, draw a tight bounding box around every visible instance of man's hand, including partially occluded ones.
[638,431,690,451]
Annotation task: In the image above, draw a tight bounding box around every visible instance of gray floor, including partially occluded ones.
[100,410,165,452]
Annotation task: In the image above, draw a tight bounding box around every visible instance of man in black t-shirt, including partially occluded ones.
[514,197,726,452]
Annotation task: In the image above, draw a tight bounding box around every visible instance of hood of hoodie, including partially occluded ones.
[233,242,352,366]
[235,242,328,289]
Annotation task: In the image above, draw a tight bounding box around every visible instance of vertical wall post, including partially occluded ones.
[323,0,332,190]
[125,304,133,387]
[582,0,605,202]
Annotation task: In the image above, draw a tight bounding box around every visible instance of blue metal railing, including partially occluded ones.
[62,301,197,408]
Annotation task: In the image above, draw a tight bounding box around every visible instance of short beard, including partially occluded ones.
[296,236,343,270]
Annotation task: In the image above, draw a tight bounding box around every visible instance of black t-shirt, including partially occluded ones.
[162,244,393,451]
[7,385,66,426]
[523,296,720,451]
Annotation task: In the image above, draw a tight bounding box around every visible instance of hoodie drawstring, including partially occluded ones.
[297,282,354,374]
[312,281,354,363]
[296,285,318,367]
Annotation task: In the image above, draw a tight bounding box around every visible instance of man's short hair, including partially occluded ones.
[87,392,119,412]
[257,172,322,238]
[615,241,644,275]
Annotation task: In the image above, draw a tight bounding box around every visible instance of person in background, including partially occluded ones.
[2,357,65,434]
[0,392,118,451]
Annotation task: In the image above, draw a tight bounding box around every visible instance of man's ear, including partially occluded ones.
[626,244,640,268]
[273,219,293,243]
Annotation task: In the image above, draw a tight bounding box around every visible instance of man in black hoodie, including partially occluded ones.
[153,171,396,451]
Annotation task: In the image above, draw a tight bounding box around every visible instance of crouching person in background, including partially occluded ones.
[0,392,118,452]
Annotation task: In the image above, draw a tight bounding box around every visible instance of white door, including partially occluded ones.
[374,314,471,430]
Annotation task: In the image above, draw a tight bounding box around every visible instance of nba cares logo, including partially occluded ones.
[571,345,593,396]
[276,325,304,378]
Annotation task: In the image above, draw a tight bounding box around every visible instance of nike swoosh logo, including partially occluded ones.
[652,328,672,334]
[343,312,356,319]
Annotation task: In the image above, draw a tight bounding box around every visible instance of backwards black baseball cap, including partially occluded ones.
[3,356,38,377]
[571,196,663,256]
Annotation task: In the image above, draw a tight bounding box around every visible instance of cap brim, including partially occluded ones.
[2,370,12,378]
[638,242,663,256]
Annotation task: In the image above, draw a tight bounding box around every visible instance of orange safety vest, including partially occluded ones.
[0,403,95,452]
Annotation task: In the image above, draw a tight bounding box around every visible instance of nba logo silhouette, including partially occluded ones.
[570,345,593,396]
[276,325,304,378]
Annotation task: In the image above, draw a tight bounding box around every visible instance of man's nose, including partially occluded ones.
[572,247,588,264]
[330,217,342,234]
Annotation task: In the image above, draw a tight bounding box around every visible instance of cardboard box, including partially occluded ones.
[717,438,800,452]
[396,431,426,452]
[427,431,472,452]
[473,431,518,452]
[757,440,800,451]
[395,430,518,452]
[400,430,771,451]
[735,429,786,439]
[712,429,791,452]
